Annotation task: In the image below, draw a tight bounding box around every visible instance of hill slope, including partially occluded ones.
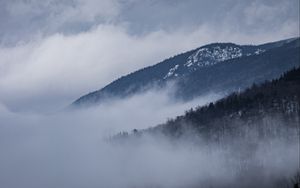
[73,37,299,107]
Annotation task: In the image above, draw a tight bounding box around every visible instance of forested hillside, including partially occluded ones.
[113,67,300,188]
[153,67,300,140]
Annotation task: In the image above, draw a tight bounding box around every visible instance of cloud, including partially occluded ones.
[0,0,121,44]
[0,25,205,112]
[243,1,298,28]
[0,89,224,187]
[6,0,120,21]
[1,0,299,45]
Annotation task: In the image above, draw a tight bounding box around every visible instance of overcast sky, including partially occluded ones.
[0,0,299,112]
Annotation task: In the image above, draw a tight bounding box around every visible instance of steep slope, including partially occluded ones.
[73,37,299,107]
[148,67,300,139]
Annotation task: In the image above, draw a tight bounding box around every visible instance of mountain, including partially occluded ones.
[72,37,300,107]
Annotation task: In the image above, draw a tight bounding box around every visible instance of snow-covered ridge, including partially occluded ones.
[163,44,266,79]
[164,45,243,79]
[184,46,242,68]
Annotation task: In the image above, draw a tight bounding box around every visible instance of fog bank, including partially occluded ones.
[0,90,298,188]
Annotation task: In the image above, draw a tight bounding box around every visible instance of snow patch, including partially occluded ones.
[254,49,265,55]
[184,46,242,69]
[161,44,267,80]
[164,64,179,79]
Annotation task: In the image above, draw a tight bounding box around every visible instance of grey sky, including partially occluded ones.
[0,0,299,45]
[121,0,299,34]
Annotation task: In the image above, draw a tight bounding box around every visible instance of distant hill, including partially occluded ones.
[72,37,299,107]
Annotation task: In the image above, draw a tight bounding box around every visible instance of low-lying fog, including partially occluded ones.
[0,89,298,188]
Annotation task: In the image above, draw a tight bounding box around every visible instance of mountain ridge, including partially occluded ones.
[72,37,300,107]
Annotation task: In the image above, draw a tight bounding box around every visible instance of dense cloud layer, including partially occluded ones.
[0,93,298,188]
[0,90,219,187]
